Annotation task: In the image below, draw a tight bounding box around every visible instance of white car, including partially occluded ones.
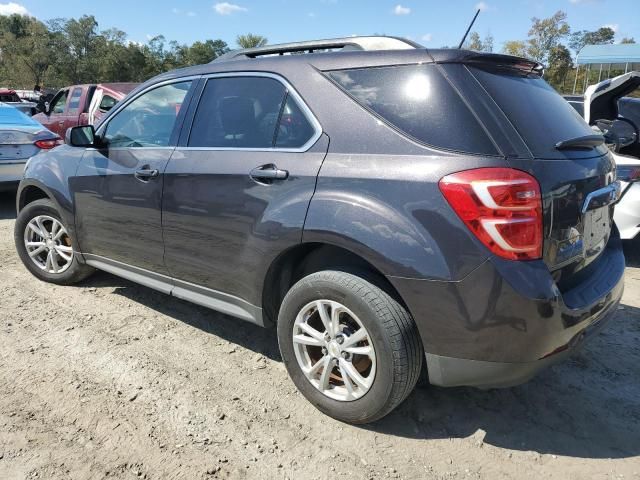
[567,72,640,239]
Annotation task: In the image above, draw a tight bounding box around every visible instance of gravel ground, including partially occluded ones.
[0,190,639,480]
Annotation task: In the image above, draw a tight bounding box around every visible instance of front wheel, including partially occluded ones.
[15,199,94,285]
[277,270,423,424]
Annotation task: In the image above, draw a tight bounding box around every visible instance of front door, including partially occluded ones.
[162,74,326,307]
[71,79,194,275]
[35,89,69,136]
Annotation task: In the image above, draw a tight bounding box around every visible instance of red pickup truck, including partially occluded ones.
[32,83,138,137]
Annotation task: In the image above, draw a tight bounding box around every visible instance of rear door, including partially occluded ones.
[72,79,195,276]
[162,73,326,306]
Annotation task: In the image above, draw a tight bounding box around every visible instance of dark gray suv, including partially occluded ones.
[14,37,625,424]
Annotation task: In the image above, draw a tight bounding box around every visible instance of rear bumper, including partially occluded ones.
[425,293,618,387]
[0,161,26,188]
[388,232,625,387]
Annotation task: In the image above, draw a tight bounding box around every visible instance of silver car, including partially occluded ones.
[0,103,60,191]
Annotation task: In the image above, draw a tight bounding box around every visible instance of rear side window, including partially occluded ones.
[189,77,285,149]
[328,64,498,155]
[275,95,316,148]
[68,88,83,114]
[470,67,595,158]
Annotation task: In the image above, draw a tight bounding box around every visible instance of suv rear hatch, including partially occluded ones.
[462,58,618,280]
[326,52,619,285]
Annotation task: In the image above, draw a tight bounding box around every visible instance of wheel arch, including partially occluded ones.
[262,242,409,327]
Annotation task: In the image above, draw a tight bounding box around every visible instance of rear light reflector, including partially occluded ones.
[439,168,543,260]
[34,139,62,150]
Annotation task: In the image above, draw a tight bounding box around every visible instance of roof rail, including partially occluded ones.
[212,36,422,62]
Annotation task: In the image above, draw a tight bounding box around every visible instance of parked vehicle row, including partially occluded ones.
[13,36,630,424]
[33,83,138,138]
[0,89,38,116]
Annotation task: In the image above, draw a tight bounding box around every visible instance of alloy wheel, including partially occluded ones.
[292,300,376,401]
[23,215,73,274]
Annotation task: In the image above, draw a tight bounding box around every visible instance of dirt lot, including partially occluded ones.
[0,190,639,480]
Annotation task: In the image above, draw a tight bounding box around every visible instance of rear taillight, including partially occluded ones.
[34,139,62,150]
[439,168,542,260]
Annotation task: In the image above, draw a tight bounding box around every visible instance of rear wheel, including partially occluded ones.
[277,270,423,424]
[15,199,94,285]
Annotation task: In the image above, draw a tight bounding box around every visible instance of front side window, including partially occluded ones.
[104,81,191,148]
[68,88,83,114]
[50,91,68,114]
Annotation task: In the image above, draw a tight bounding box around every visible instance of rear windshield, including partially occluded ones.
[469,67,595,158]
[327,64,499,156]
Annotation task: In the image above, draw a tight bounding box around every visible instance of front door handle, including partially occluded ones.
[250,164,289,183]
[135,167,159,180]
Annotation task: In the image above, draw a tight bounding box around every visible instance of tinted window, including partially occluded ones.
[470,67,595,158]
[189,77,286,148]
[68,88,83,113]
[0,93,20,102]
[99,95,117,112]
[105,81,191,148]
[328,64,498,155]
[51,91,68,114]
[275,95,316,148]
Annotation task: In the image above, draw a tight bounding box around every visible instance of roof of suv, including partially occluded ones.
[144,36,541,87]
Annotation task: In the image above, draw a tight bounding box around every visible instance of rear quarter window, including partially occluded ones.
[327,64,499,156]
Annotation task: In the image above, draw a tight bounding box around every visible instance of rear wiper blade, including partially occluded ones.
[555,134,604,150]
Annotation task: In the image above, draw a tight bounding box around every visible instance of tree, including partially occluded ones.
[179,39,229,65]
[236,33,267,49]
[502,40,528,58]
[621,37,636,44]
[526,11,570,65]
[465,31,493,52]
[569,27,615,57]
[546,45,573,91]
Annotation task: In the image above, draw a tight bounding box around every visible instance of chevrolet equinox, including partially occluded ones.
[14,37,625,424]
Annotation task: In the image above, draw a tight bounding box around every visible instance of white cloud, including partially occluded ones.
[0,2,29,16]
[602,23,618,32]
[393,4,411,15]
[171,7,181,14]
[187,11,196,16]
[214,2,247,15]
[475,1,489,10]
[421,33,433,42]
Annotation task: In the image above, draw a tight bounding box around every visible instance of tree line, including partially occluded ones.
[0,13,267,90]
[0,10,636,93]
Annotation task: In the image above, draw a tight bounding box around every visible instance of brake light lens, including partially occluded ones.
[34,138,62,150]
[439,168,542,260]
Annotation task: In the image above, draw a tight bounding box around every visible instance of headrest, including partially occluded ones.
[220,96,255,135]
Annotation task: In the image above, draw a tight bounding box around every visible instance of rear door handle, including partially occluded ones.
[250,164,289,183]
[135,167,159,180]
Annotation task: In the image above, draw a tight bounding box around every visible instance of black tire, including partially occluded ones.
[277,270,423,424]
[15,199,94,285]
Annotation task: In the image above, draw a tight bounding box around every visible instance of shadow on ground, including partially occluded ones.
[0,190,17,220]
[78,270,640,461]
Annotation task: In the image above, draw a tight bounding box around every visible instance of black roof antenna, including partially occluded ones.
[457,9,481,49]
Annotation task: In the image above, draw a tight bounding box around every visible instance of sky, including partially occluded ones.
[1,0,638,50]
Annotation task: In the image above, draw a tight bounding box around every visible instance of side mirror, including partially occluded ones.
[66,125,97,147]
[44,101,50,114]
